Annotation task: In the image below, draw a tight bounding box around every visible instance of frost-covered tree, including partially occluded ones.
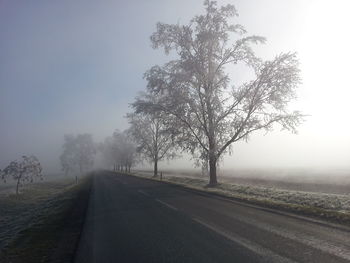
[100,130,138,172]
[60,136,76,176]
[127,111,177,177]
[60,134,96,181]
[1,155,43,194]
[113,130,138,172]
[100,136,118,169]
[133,0,303,185]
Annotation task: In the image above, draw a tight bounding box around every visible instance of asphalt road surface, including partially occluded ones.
[74,171,350,263]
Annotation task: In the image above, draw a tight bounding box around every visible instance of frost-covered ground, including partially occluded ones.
[134,170,350,213]
[136,168,350,195]
[0,173,70,195]
[0,177,75,250]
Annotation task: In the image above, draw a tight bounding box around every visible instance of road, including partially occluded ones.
[74,171,350,263]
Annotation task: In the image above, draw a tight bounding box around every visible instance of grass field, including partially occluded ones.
[0,174,91,263]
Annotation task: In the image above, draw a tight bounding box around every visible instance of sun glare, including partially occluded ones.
[298,0,350,136]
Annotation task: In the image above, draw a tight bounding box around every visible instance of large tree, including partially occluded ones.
[133,0,303,185]
[127,110,177,177]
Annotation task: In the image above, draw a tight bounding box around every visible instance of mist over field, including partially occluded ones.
[0,0,349,177]
[2,2,350,263]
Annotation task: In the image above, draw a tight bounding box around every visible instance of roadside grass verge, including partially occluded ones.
[128,172,350,226]
[0,175,92,263]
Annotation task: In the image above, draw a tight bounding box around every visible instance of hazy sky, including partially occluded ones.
[1,0,349,173]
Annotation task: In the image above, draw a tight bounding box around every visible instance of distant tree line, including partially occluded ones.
[59,131,138,177]
[99,130,137,173]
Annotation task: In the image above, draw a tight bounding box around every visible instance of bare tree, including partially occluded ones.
[113,130,137,172]
[127,111,177,177]
[1,155,43,195]
[100,136,118,170]
[100,130,138,173]
[60,134,96,182]
[60,136,76,176]
[133,1,303,185]
[75,134,96,174]
[123,140,137,173]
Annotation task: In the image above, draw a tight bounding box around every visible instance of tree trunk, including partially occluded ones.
[153,160,158,177]
[208,155,217,186]
[207,93,217,186]
[16,178,20,195]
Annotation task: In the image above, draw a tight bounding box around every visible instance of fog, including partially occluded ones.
[0,0,349,175]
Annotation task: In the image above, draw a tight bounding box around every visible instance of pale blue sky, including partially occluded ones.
[1,0,349,172]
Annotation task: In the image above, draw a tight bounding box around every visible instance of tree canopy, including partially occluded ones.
[60,134,96,178]
[127,110,177,177]
[1,155,43,194]
[133,0,303,185]
[100,130,138,172]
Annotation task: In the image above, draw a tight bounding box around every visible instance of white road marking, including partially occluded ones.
[193,217,297,263]
[138,190,150,196]
[155,199,178,211]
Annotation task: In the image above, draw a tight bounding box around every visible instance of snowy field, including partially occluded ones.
[134,169,350,212]
[0,176,75,250]
[136,168,350,195]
